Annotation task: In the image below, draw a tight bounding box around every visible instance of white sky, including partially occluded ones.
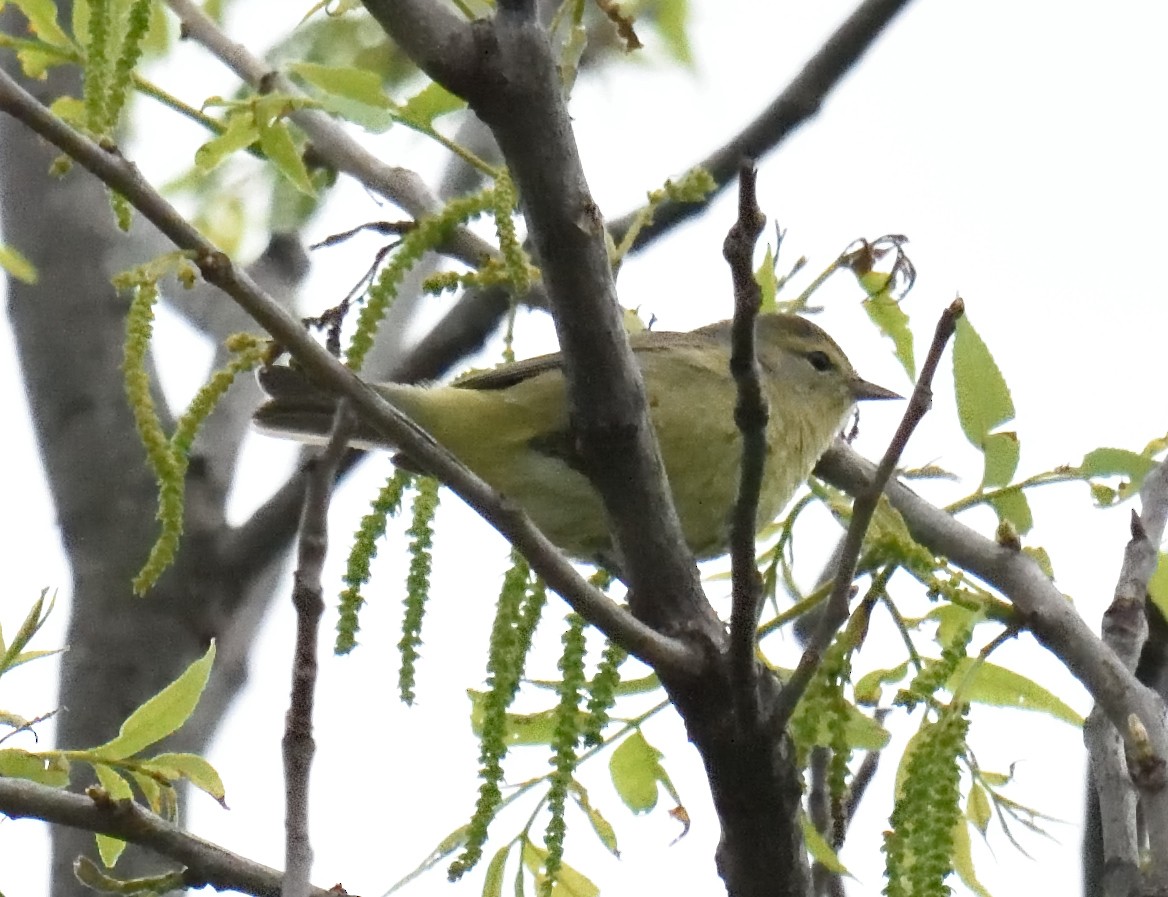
[3,1,1167,896]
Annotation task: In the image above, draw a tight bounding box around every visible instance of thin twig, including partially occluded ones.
[0,778,334,897]
[722,161,769,696]
[774,298,963,727]
[0,64,695,677]
[281,406,353,897]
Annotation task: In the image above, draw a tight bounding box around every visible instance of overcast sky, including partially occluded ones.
[3,2,1167,896]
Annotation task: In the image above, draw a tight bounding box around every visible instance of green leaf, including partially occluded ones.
[863,292,915,380]
[951,817,994,897]
[73,856,185,895]
[398,82,467,128]
[0,242,39,284]
[1081,447,1159,498]
[94,764,133,866]
[194,113,258,173]
[11,0,73,48]
[482,843,511,897]
[0,589,54,676]
[947,658,1083,726]
[570,783,619,857]
[129,770,163,815]
[1023,545,1055,579]
[92,642,216,759]
[385,825,469,894]
[800,813,850,875]
[981,432,1019,489]
[649,0,693,66]
[755,244,778,313]
[468,691,569,746]
[290,62,392,108]
[257,117,314,195]
[145,752,226,805]
[988,489,1033,535]
[1080,447,1159,481]
[0,748,70,786]
[520,842,599,897]
[854,662,909,706]
[953,316,1014,446]
[609,730,665,813]
[966,782,992,834]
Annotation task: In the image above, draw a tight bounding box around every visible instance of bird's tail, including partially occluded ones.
[253,366,344,446]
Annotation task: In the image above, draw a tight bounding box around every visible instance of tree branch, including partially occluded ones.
[1084,459,1168,896]
[281,410,352,897]
[721,161,769,693]
[777,298,961,727]
[0,778,334,897]
[0,65,694,677]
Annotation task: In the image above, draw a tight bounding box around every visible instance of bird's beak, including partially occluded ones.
[850,377,902,401]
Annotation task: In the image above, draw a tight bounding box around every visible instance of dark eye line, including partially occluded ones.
[805,350,834,372]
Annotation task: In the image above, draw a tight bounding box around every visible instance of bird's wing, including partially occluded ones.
[453,327,722,392]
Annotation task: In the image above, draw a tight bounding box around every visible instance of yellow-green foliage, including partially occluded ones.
[883,704,970,897]
[450,553,541,879]
[491,169,531,296]
[119,252,265,594]
[582,640,626,747]
[82,0,154,137]
[398,476,440,705]
[542,614,588,895]
[336,468,415,654]
[346,187,500,371]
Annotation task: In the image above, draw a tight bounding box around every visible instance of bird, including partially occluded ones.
[254,314,898,566]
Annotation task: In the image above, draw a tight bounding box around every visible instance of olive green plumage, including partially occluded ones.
[254,314,896,564]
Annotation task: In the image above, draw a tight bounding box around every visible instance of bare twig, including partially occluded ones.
[721,161,769,694]
[775,298,962,727]
[281,408,353,897]
[0,778,334,897]
[609,0,917,251]
[0,64,694,677]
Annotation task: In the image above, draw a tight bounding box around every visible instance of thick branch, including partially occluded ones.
[0,66,693,676]
[0,778,333,897]
[1084,460,1168,896]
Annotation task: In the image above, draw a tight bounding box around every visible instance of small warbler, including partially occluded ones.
[254,314,898,565]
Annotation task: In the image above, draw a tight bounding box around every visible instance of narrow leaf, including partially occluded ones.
[398,82,467,128]
[146,752,226,804]
[0,243,39,283]
[92,642,215,759]
[800,813,850,875]
[947,658,1082,726]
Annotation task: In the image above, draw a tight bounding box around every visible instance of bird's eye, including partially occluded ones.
[806,350,834,372]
